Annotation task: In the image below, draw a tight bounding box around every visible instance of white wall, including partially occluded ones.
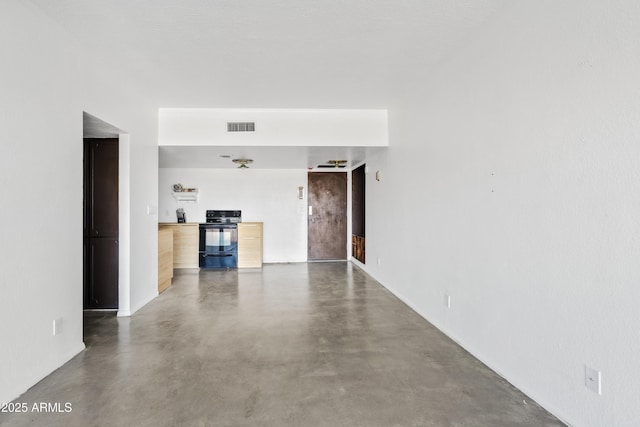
[0,0,85,406]
[361,1,640,426]
[159,168,308,262]
[0,0,159,403]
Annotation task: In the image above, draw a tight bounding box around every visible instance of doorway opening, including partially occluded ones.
[351,164,365,263]
[82,112,130,319]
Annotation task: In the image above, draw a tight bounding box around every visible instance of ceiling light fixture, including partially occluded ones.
[327,160,348,168]
[232,158,253,169]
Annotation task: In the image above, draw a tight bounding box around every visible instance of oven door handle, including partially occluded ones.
[202,253,233,258]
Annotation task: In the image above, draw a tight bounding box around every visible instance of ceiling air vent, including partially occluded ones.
[227,122,255,132]
[317,160,348,168]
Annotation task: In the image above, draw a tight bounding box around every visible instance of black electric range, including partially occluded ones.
[199,210,241,269]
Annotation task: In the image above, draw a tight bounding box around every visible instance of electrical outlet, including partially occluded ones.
[445,294,451,309]
[53,318,63,336]
[585,365,601,395]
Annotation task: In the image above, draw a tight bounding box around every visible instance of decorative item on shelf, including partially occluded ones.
[172,187,199,202]
[172,183,183,192]
[232,158,253,169]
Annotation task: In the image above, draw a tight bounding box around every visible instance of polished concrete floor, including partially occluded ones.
[1,263,563,427]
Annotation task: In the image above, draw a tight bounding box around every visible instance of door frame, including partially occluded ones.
[116,133,130,316]
[82,112,131,316]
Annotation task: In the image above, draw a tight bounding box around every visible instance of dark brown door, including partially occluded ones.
[308,172,347,260]
[84,138,118,309]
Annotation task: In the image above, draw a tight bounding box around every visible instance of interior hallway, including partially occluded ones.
[1,263,563,426]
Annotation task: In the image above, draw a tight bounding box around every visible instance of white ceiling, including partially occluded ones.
[159,145,386,169]
[33,0,504,168]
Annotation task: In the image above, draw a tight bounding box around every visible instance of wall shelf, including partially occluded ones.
[172,190,198,202]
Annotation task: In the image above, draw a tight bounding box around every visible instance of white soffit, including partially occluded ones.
[158,108,388,147]
[158,108,388,169]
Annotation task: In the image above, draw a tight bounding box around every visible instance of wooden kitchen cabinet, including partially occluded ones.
[158,228,173,293]
[158,223,199,268]
[238,222,263,268]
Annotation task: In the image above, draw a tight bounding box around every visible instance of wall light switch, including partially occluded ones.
[53,318,63,336]
[445,294,451,309]
[585,365,601,395]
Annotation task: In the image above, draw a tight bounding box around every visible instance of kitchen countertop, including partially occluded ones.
[158,222,201,226]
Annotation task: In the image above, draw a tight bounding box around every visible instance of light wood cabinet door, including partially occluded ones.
[159,224,199,269]
[158,228,173,293]
[238,222,263,268]
[173,224,199,268]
